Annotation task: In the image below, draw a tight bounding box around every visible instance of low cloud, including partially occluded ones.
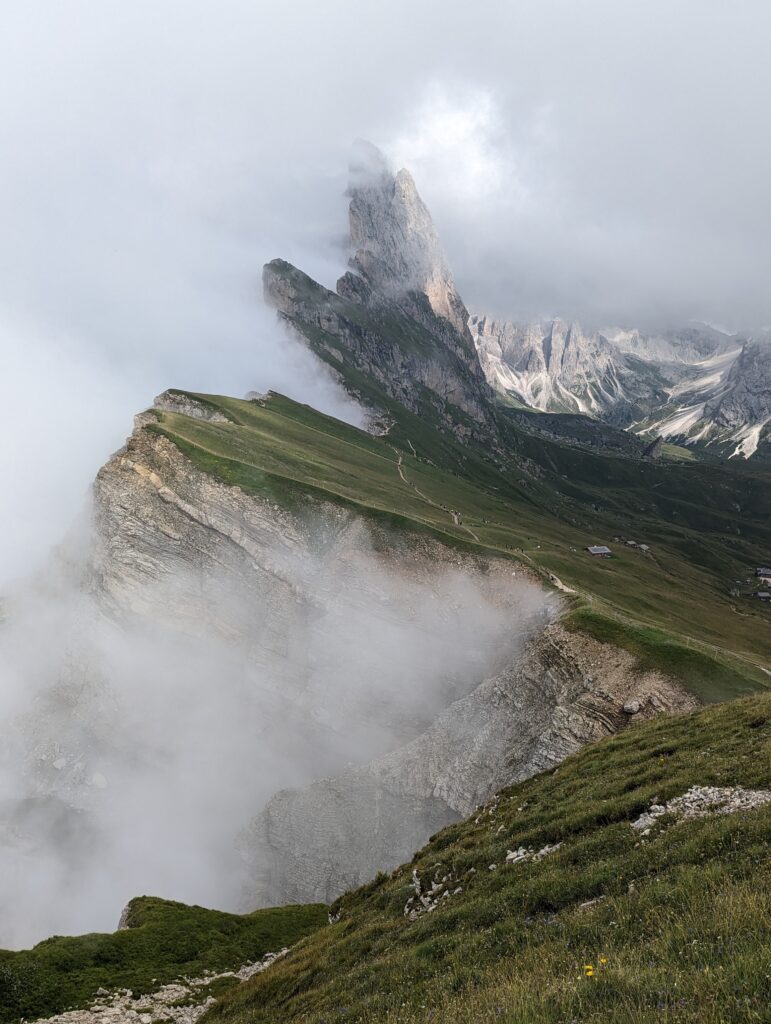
[0,519,552,947]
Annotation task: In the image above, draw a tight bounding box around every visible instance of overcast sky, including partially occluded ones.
[2,0,771,582]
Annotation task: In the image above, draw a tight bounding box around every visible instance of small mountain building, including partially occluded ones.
[587,545,612,558]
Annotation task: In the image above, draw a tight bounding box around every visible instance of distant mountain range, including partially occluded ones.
[470,316,771,459]
[271,137,771,463]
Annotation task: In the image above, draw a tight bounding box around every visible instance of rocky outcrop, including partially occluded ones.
[262,144,656,459]
[262,143,497,440]
[92,422,308,627]
[152,389,231,423]
[244,623,696,906]
[643,436,664,459]
[631,785,771,833]
[346,140,471,339]
[29,950,289,1024]
[263,258,495,438]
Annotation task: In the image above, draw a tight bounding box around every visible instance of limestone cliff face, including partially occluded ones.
[262,142,496,440]
[346,140,471,340]
[704,341,771,432]
[470,312,771,458]
[469,316,673,422]
[244,623,695,905]
[93,411,306,630]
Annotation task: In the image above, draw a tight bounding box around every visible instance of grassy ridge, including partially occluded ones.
[0,898,326,1023]
[564,608,761,703]
[146,391,771,698]
[206,694,771,1024]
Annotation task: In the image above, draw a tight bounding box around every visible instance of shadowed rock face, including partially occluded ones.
[262,258,496,438]
[705,341,771,429]
[262,146,654,458]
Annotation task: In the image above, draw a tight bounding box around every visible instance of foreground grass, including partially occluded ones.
[0,898,326,1023]
[207,695,771,1024]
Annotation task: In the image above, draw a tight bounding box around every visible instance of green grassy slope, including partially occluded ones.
[0,898,326,1023]
[207,694,771,1024]
[146,390,771,699]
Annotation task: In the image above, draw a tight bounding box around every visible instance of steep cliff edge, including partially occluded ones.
[261,256,495,440]
[88,396,694,910]
[261,145,656,460]
[10,353,765,952]
[345,139,473,342]
[245,623,694,906]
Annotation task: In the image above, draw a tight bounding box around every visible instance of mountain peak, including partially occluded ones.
[344,141,469,336]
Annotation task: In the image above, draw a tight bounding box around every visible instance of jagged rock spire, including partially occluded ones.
[344,140,470,336]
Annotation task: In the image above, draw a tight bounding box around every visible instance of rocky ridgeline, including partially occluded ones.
[28,951,288,1024]
[262,140,496,439]
[151,390,230,423]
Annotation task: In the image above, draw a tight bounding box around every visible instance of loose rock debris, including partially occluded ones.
[506,843,562,865]
[404,842,562,919]
[631,785,771,833]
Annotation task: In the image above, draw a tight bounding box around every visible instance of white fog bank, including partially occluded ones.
[0,516,554,948]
